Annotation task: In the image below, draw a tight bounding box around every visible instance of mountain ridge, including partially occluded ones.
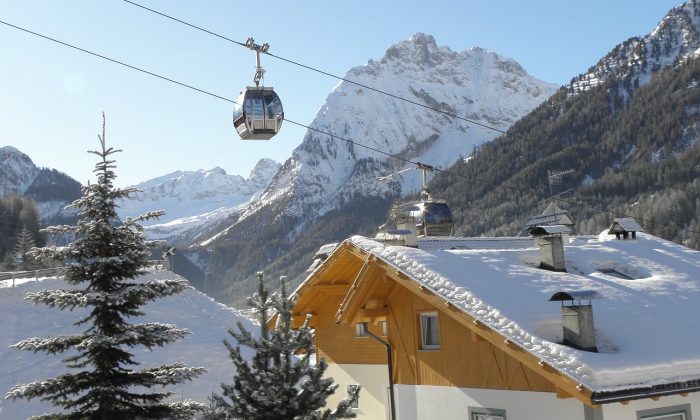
[187,33,559,305]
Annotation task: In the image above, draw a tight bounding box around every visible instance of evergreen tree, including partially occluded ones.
[6,116,206,419]
[207,272,359,420]
[11,225,37,271]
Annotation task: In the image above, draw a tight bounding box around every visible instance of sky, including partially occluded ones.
[0,0,685,187]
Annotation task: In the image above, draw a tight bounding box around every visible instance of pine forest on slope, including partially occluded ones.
[431,1,700,250]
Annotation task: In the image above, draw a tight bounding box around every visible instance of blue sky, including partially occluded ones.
[0,0,684,186]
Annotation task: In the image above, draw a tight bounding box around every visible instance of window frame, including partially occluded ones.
[419,311,441,350]
[355,322,368,338]
[380,320,388,337]
[468,406,507,420]
[637,404,692,420]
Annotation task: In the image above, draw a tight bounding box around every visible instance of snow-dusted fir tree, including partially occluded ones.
[6,116,206,419]
[206,272,359,420]
[11,225,37,270]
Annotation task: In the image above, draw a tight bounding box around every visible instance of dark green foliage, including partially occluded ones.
[430,56,700,248]
[0,195,44,270]
[25,168,82,205]
[7,116,205,419]
[206,272,358,420]
[10,225,38,270]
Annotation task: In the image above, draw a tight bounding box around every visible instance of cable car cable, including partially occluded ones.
[0,19,234,105]
[121,0,700,201]
[121,0,508,136]
[1,18,697,237]
[122,0,247,47]
[122,0,698,213]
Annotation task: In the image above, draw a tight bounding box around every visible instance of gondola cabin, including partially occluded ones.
[393,200,454,237]
[233,87,284,140]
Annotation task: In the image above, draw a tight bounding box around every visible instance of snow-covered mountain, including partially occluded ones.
[239,33,558,225]
[0,147,38,196]
[0,146,81,223]
[116,159,280,242]
[570,0,700,94]
[0,270,255,419]
[187,33,559,305]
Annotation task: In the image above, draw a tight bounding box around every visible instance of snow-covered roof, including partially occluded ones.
[346,232,700,395]
[609,217,644,233]
[524,203,576,230]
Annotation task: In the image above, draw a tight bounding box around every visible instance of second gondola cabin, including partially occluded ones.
[233,87,284,140]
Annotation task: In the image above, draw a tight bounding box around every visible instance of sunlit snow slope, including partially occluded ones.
[0,270,255,419]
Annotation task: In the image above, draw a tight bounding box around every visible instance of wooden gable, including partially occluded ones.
[293,241,596,407]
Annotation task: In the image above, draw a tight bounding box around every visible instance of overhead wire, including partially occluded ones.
[121,0,508,136]
[1,18,698,237]
[122,1,699,205]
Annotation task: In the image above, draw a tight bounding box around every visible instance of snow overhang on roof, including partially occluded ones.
[344,232,700,401]
[608,217,644,234]
[530,225,572,236]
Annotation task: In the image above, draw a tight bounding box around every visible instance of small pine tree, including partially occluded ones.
[206,272,359,420]
[11,225,37,271]
[6,115,206,419]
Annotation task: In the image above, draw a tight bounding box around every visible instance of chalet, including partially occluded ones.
[291,231,700,420]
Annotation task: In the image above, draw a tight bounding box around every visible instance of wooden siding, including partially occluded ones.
[292,242,594,406]
[311,294,387,365]
[387,284,554,392]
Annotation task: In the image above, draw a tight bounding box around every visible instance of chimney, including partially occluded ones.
[530,225,570,272]
[549,291,602,352]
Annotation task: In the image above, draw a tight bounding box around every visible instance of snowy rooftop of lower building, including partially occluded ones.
[348,232,700,394]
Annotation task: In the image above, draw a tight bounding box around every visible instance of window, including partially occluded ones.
[420,312,440,350]
[347,384,360,409]
[469,407,506,420]
[637,404,692,420]
[380,320,388,337]
[355,322,368,337]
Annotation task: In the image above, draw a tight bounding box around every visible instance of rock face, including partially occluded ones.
[184,33,558,306]
[0,146,81,223]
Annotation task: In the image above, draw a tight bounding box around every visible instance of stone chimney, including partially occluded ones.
[550,291,602,352]
[530,225,570,272]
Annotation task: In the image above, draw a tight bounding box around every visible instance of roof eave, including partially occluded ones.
[591,381,700,405]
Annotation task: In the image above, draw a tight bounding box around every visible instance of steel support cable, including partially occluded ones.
[1,18,698,236]
[121,0,700,230]
[121,0,508,135]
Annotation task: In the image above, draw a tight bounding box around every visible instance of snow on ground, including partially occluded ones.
[350,232,700,393]
[0,270,256,419]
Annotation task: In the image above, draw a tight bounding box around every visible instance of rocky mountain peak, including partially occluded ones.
[249,158,282,191]
[382,32,447,66]
[232,33,558,231]
[571,0,700,94]
[0,146,39,196]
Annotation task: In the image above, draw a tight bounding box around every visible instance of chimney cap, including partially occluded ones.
[549,290,603,302]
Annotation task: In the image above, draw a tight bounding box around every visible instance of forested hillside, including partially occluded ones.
[0,195,45,270]
[432,56,700,249]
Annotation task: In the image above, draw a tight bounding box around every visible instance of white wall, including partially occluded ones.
[602,393,700,419]
[394,384,586,420]
[324,363,391,419]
